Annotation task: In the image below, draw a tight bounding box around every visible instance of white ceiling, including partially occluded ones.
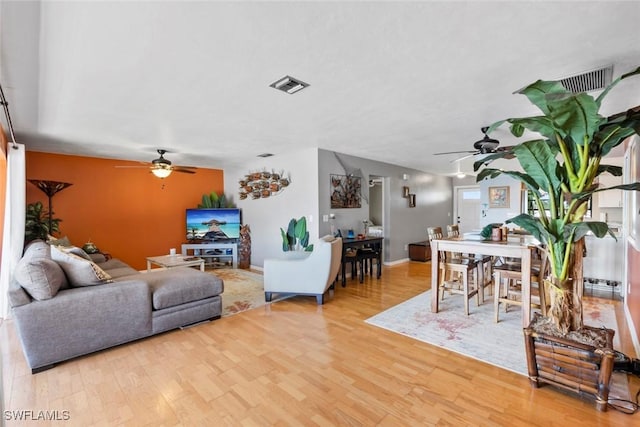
[3,1,640,175]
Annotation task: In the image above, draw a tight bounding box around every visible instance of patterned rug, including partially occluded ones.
[366,290,630,400]
[211,269,267,316]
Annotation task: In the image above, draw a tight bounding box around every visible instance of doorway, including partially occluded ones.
[368,175,386,262]
[453,185,481,233]
[368,176,384,227]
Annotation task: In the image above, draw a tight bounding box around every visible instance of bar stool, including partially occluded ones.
[427,226,481,315]
[493,246,548,322]
[446,224,493,302]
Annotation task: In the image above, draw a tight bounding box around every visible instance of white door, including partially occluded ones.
[454,186,481,233]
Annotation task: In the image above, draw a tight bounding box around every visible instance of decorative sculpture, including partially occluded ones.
[238,224,251,269]
[239,170,290,200]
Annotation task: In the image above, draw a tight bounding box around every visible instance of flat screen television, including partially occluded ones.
[186,208,242,241]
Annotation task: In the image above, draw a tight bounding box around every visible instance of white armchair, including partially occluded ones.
[264,235,343,304]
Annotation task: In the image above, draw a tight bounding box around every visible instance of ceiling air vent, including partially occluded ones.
[270,75,309,94]
[560,65,613,93]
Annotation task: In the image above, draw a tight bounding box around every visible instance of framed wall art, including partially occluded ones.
[330,174,361,208]
[488,186,510,208]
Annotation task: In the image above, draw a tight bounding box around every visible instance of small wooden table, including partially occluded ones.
[408,241,431,262]
[341,236,383,286]
[146,255,205,272]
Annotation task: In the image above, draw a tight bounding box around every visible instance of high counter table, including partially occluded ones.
[430,236,536,328]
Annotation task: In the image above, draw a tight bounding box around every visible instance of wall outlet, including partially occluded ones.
[404,244,408,251]
[322,214,329,222]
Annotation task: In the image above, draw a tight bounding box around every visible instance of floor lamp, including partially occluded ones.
[28,180,73,235]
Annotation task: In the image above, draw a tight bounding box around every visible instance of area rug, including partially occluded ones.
[212,269,292,317]
[212,269,267,316]
[365,290,631,400]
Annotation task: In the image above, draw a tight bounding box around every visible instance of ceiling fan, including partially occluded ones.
[434,127,513,162]
[115,149,197,178]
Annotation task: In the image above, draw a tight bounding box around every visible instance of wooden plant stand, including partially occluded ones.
[524,318,615,412]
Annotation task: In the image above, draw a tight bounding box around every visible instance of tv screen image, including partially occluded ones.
[186,208,242,241]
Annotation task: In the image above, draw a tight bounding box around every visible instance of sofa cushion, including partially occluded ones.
[51,245,113,286]
[88,253,107,264]
[14,257,68,300]
[136,268,223,310]
[97,258,140,278]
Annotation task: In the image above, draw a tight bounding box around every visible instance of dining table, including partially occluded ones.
[430,235,538,328]
[340,236,383,286]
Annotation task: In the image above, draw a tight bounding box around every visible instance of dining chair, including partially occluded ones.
[427,226,480,315]
[343,249,357,283]
[493,246,549,322]
[356,246,380,283]
[446,224,493,302]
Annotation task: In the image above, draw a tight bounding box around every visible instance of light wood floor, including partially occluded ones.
[1,262,638,426]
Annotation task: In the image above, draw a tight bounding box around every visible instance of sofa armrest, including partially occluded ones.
[12,279,153,371]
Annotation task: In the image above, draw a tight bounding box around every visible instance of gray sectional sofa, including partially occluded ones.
[9,240,223,373]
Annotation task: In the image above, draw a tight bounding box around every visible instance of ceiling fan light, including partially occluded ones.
[456,172,466,179]
[152,167,172,178]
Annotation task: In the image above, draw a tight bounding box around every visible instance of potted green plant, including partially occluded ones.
[197,191,233,208]
[25,201,61,243]
[280,217,314,252]
[475,66,640,409]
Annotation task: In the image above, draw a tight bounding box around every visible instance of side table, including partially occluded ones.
[182,242,238,269]
[146,255,205,272]
[408,241,431,262]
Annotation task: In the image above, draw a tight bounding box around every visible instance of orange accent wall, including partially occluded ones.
[26,152,224,270]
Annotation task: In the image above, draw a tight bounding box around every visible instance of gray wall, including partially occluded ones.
[318,149,452,263]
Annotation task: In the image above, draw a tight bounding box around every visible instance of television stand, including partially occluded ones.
[181,242,237,269]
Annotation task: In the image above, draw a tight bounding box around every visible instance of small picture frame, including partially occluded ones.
[408,194,416,208]
[489,186,510,208]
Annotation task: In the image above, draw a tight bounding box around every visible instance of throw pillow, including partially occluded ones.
[59,245,92,261]
[48,235,73,247]
[14,257,68,300]
[51,245,113,286]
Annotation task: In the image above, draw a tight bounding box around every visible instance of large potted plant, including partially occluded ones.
[475,66,640,409]
[25,201,61,243]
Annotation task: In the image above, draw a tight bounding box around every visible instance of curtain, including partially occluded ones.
[0,143,25,319]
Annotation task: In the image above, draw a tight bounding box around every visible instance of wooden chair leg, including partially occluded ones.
[494,272,501,322]
[477,264,484,304]
[463,270,470,316]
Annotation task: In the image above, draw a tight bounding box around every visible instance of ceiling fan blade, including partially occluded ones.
[173,167,197,174]
[115,165,152,169]
[450,153,475,163]
[434,150,478,155]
